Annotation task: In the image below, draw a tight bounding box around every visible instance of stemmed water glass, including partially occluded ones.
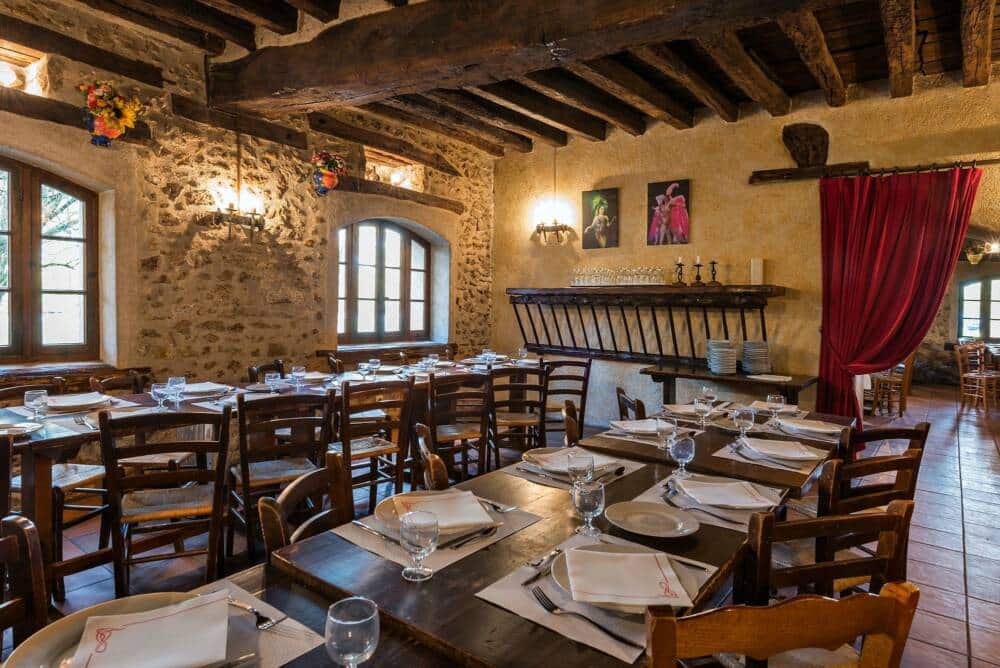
[427,354,439,366]
[325,597,379,667]
[291,365,307,391]
[264,372,282,393]
[655,416,678,452]
[368,359,382,376]
[692,396,713,429]
[400,511,439,582]
[669,436,696,479]
[766,393,786,420]
[24,390,48,421]
[516,346,528,363]
[567,452,594,483]
[572,480,605,536]
[150,383,170,411]
[357,363,371,382]
[732,407,756,439]
[167,376,186,408]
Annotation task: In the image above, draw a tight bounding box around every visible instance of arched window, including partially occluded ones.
[337,220,431,344]
[959,277,1000,341]
[0,156,99,361]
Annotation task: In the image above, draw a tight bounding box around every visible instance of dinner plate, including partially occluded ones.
[0,421,43,437]
[245,382,290,393]
[373,491,493,536]
[604,502,699,538]
[45,397,113,413]
[552,543,661,615]
[5,592,195,668]
[182,382,231,395]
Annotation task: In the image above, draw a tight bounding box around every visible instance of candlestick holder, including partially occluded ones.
[673,262,686,287]
[708,260,722,286]
[692,262,705,287]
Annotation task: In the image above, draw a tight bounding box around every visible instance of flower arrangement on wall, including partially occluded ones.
[310,151,348,195]
[77,80,144,147]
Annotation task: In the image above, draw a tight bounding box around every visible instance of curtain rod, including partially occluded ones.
[834,157,1000,177]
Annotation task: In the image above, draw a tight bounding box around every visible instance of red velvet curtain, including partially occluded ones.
[818,167,982,423]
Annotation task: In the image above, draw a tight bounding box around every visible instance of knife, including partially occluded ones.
[351,520,402,545]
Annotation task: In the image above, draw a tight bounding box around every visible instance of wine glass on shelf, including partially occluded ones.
[669,436,696,479]
[291,365,307,391]
[150,383,170,411]
[572,480,605,536]
[766,393,786,420]
[325,597,380,668]
[400,511,439,582]
[23,390,48,421]
[732,407,756,439]
[655,416,678,452]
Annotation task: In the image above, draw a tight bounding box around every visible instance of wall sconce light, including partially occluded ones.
[967,244,986,265]
[535,219,571,244]
[204,204,265,242]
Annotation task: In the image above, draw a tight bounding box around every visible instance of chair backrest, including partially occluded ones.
[90,371,148,395]
[327,354,344,374]
[339,378,414,460]
[646,581,920,668]
[563,400,580,447]
[0,515,48,646]
[819,450,923,516]
[427,372,489,444]
[898,351,916,395]
[247,359,285,383]
[0,376,67,403]
[237,392,333,469]
[956,342,985,376]
[544,358,592,425]
[616,386,646,420]
[258,451,353,558]
[489,366,548,419]
[413,423,450,491]
[746,500,915,603]
[845,422,929,462]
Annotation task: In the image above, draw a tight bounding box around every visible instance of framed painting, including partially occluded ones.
[646,180,691,245]
[581,188,619,249]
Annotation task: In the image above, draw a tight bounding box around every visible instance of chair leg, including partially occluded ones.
[243,490,257,564]
[168,461,185,553]
[51,487,66,602]
[224,490,236,560]
[368,459,378,512]
[460,440,469,481]
[394,454,404,494]
[112,523,129,598]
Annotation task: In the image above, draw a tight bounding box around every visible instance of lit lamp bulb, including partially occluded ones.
[0,62,21,88]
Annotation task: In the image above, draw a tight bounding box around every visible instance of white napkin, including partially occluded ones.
[391,490,495,532]
[777,417,843,435]
[46,392,113,411]
[70,590,228,668]
[608,419,659,435]
[183,382,231,394]
[564,548,692,608]
[528,447,620,473]
[749,400,799,414]
[663,404,698,415]
[739,437,824,461]
[675,478,776,510]
[300,371,331,382]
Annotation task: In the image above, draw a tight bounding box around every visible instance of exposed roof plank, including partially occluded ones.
[115,0,256,51]
[776,10,847,106]
[358,102,506,157]
[286,0,340,23]
[379,95,533,153]
[171,94,308,149]
[196,0,298,35]
[878,0,916,97]
[564,57,693,129]
[960,0,995,87]
[698,31,791,116]
[469,81,607,141]
[520,69,647,136]
[629,44,740,123]
[1,86,151,144]
[338,175,465,215]
[70,0,226,53]
[424,89,567,147]
[308,112,461,177]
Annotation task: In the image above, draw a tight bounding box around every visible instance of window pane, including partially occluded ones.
[0,235,8,289]
[41,239,85,290]
[410,301,425,331]
[0,170,9,232]
[991,302,1000,320]
[411,241,426,270]
[41,185,84,238]
[338,263,346,299]
[963,300,981,319]
[385,268,400,299]
[41,293,85,345]
[962,318,981,337]
[357,265,376,299]
[357,299,376,333]
[993,279,1000,297]
[964,282,982,300]
[410,270,425,301]
[358,224,377,265]
[992,320,1000,339]
[337,299,346,334]
[384,300,400,332]
[384,228,401,268]
[338,228,346,263]
[0,292,9,346]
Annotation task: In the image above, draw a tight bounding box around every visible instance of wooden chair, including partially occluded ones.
[89,371,148,395]
[334,378,414,511]
[426,372,489,480]
[616,386,647,420]
[247,359,285,384]
[0,515,48,648]
[543,359,591,435]
[413,423,450,491]
[956,342,999,410]
[0,377,67,406]
[228,392,333,562]
[488,366,548,469]
[870,352,916,416]
[257,451,354,559]
[326,354,344,374]
[646,581,920,668]
[98,408,232,598]
[563,400,580,448]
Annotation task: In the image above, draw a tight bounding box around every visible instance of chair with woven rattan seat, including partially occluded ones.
[956,342,999,410]
[228,392,334,562]
[869,352,916,417]
[615,386,647,421]
[334,377,414,511]
[426,372,489,480]
[542,358,590,436]
[488,366,548,469]
[258,451,354,559]
[247,359,285,384]
[0,514,49,648]
[413,423,450,491]
[98,408,232,598]
[646,581,920,668]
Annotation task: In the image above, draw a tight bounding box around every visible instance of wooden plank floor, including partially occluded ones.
[16,385,1000,666]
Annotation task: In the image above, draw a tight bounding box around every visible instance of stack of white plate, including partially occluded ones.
[742,341,771,374]
[707,340,737,375]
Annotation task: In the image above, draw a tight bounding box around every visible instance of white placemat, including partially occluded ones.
[632,474,783,532]
[711,442,825,474]
[8,396,141,419]
[755,418,842,444]
[501,451,645,490]
[595,427,703,448]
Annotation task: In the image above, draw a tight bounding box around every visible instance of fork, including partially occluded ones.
[227,597,278,630]
[73,415,98,431]
[662,484,745,527]
[478,497,518,513]
[529,587,644,649]
[729,442,801,471]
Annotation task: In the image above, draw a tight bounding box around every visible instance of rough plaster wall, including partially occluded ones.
[492,74,1000,426]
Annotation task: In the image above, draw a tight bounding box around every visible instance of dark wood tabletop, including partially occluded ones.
[639,364,819,404]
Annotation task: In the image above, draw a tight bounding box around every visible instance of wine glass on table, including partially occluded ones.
[400,511,439,582]
[368,358,382,376]
[264,372,282,394]
[766,393,786,421]
[655,416,678,452]
[150,383,170,411]
[167,376,186,408]
[567,452,595,483]
[669,436,696,479]
[572,480,605,536]
[357,363,371,382]
[23,390,48,421]
[692,396,712,430]
[733,407,756,439]
[291,366,307,391]
[326,597,379,668]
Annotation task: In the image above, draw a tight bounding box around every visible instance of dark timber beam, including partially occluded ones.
[338,175,465,215]
[308,113,461,177]
[380,95,533,153]
[469,82,607,141]
[564,58,693,129]
[358,102,506,157]
[776,11,847,106]
[115,0,256,51]
[878,0,916,98]
[197,0,298,34]
[629,44,739,123]
[960,0,995,87]
[207,0,849,112]
[171,94,308,149]
[698,31,791,116]
[0,13,164,87]
[0,86,151,144]
[424,89,567,147]
[71,0,226,54]
[286,0,340,23]
[520,69,647,136]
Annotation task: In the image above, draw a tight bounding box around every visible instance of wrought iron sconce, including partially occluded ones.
[205,204,265,243]
[535,220,571,245]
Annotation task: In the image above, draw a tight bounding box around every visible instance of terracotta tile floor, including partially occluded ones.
[28,386,1000,666]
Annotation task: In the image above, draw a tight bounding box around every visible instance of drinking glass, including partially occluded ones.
[701,385,717,404]
[325,597,379,668]
[669,437,696,478]
[655,416,678,451]
[733,407,756,438]
[368,359,382,375]
[357,363,371,382]
[264,372,282,393]
[567,452,595,483]
[400,511,439,582]
[516,346,528,362]
[766,393,786,419]
[692,396,712,429]
[573,480,605,536]
[428,354,439,366]
[150,383,170,410]
[167,376,186,407]
[24,390,48,420]
[291,365,307,390]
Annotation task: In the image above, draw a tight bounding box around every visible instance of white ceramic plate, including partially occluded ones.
[5,592,195,668]
[0,422,44,437]
[182,382,232,394]
[245,382,290,393]
[551,543,660,615]
[778,417,842,435]
[373,491,492,536]
[604,502,699,538]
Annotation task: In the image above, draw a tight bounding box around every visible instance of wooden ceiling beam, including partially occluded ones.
[286,0,340,23]
[960,0,995,87]
[564,57,693,129]
[196,0,298,35]
[520,69,647,136]
[1,86,151,144]
[878,0,916,97]
[698,31,791,116]
[629,44,739,123]
[308,112,461,177]
[71,0,226,53]
[424,89,567,147]
[207,0,849,111]
[379,95,533,153]
[358,102,505,157]
[338,175,464,215]
[115,0,256,50]
[470,81,607,141]
[171,94,308,148]
[776,11,847,106]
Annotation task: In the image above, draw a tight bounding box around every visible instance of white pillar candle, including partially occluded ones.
[750,258,764,285]
[695,255,701,264]
[677,256,682,264]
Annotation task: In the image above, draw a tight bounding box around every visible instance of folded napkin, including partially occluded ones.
[609,419,660,435]
[749,400,799,414]
[183,382,231,394]
[565,548,692,608]
[300,371,331,382]
[777,417,843,435]
[70,590,229,668]
[47,392,113,411]
[663,404,699,415]
[391,490,495,532]
[675,478,775,510]
[739,437,824,462]
[529,447,620,473]
[746,374,793,382]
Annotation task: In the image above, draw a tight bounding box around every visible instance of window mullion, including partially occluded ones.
[984,279,991,342]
